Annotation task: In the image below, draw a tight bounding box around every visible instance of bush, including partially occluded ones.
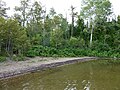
[0,56,6,62]
[26,50,36,57]
[17,54,25,61]
[92,42,110,51]
[69,37,80,48]
[26,45,120,58]
[13,54,25,61]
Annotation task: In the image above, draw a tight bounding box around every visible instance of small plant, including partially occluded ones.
[0,56,6,62]
[26,50,36,57]
[17,54,25,61]
[13,54,25,61]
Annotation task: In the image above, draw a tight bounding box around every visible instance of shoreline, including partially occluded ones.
[0,57,98,79]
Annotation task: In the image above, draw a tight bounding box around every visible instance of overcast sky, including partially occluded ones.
[3,0,120,17]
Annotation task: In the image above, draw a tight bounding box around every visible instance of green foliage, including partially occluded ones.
[69,37,79,47]
[0,17,29,56]
[14,0,30,26]
[92,42,110,51]
[81,0,112,20]
[26,45,120,58]
[0,0,9,17]
[50,28,64,47]
[13,54,25,61]
[0,0,119,62]
[80,0,113,47]
[0,56,6,62]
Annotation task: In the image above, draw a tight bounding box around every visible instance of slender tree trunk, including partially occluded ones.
[42,8,46,46]
[7,29,13,60]
[90,25,93,48]
[71,14,74,37]
[71,5,75,37]
[0,41,1,54]
[23,2,26,27]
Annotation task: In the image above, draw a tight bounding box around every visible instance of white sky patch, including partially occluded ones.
[3,0,120,19]
[110,0,120,16]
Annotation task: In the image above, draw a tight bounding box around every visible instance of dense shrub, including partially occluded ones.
[26,45,120,58]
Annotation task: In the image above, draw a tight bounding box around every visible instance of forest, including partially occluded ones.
[0,0,120,61]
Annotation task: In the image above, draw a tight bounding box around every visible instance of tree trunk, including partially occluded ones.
[71,14,74,37]
[90,25,93,48]
[0,41,1,55]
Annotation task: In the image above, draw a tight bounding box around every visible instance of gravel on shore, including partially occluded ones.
[0,57,97,79]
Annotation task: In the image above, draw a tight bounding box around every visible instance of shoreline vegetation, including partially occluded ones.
[0,45,119,62]
[0,0,120,79]
[0,0,120,62]
[0,0,120,63]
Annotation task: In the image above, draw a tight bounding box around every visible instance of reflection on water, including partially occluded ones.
[82,80,91,90]
[0,60,120,90]
[64,80,77,90]
[64,80,91,90]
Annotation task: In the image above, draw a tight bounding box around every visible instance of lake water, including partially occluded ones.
[0,60,120,90]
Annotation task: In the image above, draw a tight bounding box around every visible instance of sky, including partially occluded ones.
[3,0,120,18]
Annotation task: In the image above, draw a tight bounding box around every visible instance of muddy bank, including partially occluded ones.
[0,57,98,79]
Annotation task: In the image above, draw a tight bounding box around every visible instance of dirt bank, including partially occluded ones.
[0,57,97,79]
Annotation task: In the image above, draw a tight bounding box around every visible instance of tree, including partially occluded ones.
[49,7,56,18]
[14,0,30,27]
[75,16,90,46]
[75,16,85,37]
[46,9,69,47]
[28,1,43,23]
[80,0,113,47]
[70,5,77,37]
[26,1,43,45]
[114,16,120,50]
[0,17,5,55]
[60,14,69,40]
[50,28,64,48]
[0,0,9,17]
[0,17,29,58]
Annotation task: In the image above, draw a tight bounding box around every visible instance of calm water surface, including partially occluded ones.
[0,60,120,90]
